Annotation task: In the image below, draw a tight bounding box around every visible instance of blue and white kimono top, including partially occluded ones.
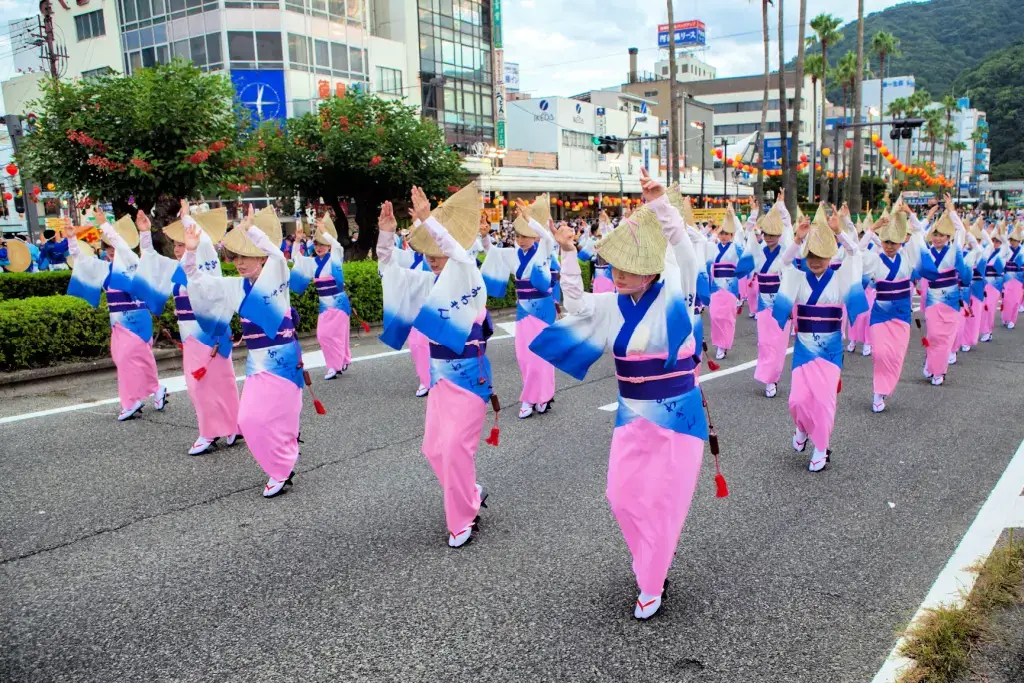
[376,219,492,402]
[703,213,755,298]
[529,194,707,440]
[132,225,232,357]
[183,226,301,388]
[972,231,1006,295]
[910,212,972,310]
[743,203,794,313]
[1001,242,1024,286]
[289,234,351,316]
[481,217,557,325]
[67,223,152,343]
[861,225,926,326]
[772,232,868,371]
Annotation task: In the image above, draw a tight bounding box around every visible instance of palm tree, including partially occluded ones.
[805,53,825,199]
[941,94,961,173]
[757,0,771,202]
[776,0,790,202]
[886,96,907,157]
[808,13,843,200]
[870,31,900,185]
[907,89,931,172]
[949,140,968,193]
[924,108,943,166]
[788,0,808,208]
[850,0,866,212]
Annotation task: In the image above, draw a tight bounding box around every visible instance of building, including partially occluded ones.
[651,52,716,83]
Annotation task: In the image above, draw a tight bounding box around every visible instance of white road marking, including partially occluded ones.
[598,347,796,411]
[497,321,517,337]
[0,334,513,426]
[871,437,1024,683]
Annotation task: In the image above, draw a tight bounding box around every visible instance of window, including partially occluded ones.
[315,39,330,68]
[228,32,256,62]
[350,47,364,73]
[561,130,593,149]
[74,10,106,41]
[256,32,283,62]
[81,66,113,78]
[644,90,658,97]
[288,33,310,67]
[229,31,282,67]
[331,42,348,72]
[376,66,403,95]
[661,67,668,76]
[681,64,688,74]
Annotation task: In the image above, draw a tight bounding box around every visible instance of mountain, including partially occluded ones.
[805,0,1024,100]
[950,42,1024,175]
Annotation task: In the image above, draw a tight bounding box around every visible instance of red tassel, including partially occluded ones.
[707,359,721,371]
[360,320,371,333]
[314,399,326,415]
[714,472,729,498]
[921,337,930,348]
[837,378,842,394]
[485,426,500,446]
[191,367,207,381]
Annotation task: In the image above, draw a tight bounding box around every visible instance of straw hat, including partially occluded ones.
[1010,221,1024,243]
[969,217,985,242]
[164,207,229,244]
[594,204,666,276]
[101,215,139,249]
[880,206,908,244]
[2,238,31,272]
[666,185,697,227]
[802,205,838,259]
[795,206,806,226]
[760,203,785,237]
[719,204,738,234]
[408,182,481,257]
[68,238,94,268]
[314,213,338,245]
[511,193,551,238]
[223,207,284,258]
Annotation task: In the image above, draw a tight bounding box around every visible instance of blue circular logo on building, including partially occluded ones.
[239,81,282,120]
[575,103,582,114]
[539,100,549,111]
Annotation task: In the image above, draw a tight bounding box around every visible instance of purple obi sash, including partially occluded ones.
[795,304,842,334]
[875,278,912,302]
[174,293,195,321]
[711,263,736,279]
[931,269,958,289]
[614,355,698,401]
[315,277,343,297]
[756,273,781,294]
[986,266,1000,277]
[242,316,295,350]
[551,271,561,283]
[515,278,550,300]
[829,262,842,271]
[429,322,488,360]
[105,288,146,313]
[1006,263,1020,274]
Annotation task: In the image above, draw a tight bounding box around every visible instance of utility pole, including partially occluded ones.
[39,0,62,81]
[667,0,679,185]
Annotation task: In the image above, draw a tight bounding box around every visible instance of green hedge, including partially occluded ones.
[0,259,591,371]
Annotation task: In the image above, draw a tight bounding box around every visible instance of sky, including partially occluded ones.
[0,0,920,113]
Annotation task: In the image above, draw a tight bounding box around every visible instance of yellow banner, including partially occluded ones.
[484,207,503,224]
[691,209,728,223]
[75,226,101,244]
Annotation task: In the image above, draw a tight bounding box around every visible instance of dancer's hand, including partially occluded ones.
[410,186,431,223]
[639,167,665,203]
[378,201,397,233]
[479,213,490,238]
[136,210,151,232]
[554,222,575,252]
[61,217,76,241]
[183,222,201,252]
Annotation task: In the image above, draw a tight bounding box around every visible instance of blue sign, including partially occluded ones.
[958,97,970,110]
[640,101,648,114]
[231,70,286,123]
[763,138,791,171]
[657,26,707,48]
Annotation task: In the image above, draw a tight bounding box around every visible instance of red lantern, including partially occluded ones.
[31,186,41,196]
[556,199,563,206]
[714,149,723,159]
[501,199,508,206]
[844,140,853,149]
[5,163,16,177]
[800,154,808,163]
[879,146,889,156]
[2,192,11,201]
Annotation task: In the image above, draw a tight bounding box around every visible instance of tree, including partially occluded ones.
[948,140,968,189]
[870,31,901,181]
[808,13,843,201]
[17,61,255,230]
[804,53,825,200]
[756,0,771,204]
[886,96,908,162]
[786,0,809,215]
[775,0,790,211]
[924,108,943,165]
[850,0,866,212]
[257,93,466,256]
[940,94,961,173]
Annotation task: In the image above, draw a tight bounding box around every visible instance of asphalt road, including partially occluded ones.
[3,309,1024,683]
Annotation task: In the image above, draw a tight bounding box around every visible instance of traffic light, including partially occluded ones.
[595,136,624,154]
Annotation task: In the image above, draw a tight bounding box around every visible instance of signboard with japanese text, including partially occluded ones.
[657,20,706,48]
[492,0,502,49]
[692,209,727,223]
[504,62,520,92]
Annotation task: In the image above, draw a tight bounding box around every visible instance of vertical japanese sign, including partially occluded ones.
[493,0,506,148]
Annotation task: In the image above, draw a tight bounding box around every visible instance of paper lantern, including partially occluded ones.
[734,154,742,162]
[821,148,831,157]
[5,163,17,177]
[714,149,723,159]
[871,133,880,143]
[844,140,853,149]
[501,199,508,206]
[879,146,888,156]
[800,154,808,163]
[550,196,557,204]
[2,192,11,201]
[556,199,563,206]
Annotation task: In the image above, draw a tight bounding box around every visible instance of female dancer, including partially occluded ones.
[1001,222,1024,329]
[481,194,557,419]
[530,168,709,620]
[291,214,352,380]
[66,209,168,421]
[133,202,239,454]
[377,185,493,548]
[703,205,756,361]
[773,205,868,472]
[181,206,301,498]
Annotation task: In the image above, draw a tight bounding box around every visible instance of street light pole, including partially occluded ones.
[692,121,706,206]
[720,136,729,201]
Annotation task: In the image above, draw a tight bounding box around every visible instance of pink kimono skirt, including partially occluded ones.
[111,323,160,410]
[237,372,302,481]
[710,290,739,350]
[981,285,1000,336]
[924,303,961,378]
[959,295,982,347]
[849,287,875,344]
[422,378,487,534]
[1001,280,1023,326]
[870,320,910,396]
[607,417,703,597]
[515,314,556,404]
[317,308,352,371]
[408,328,432,389]
[183,336,239,438]
[789,357,841,452]
[754,308,790,385]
